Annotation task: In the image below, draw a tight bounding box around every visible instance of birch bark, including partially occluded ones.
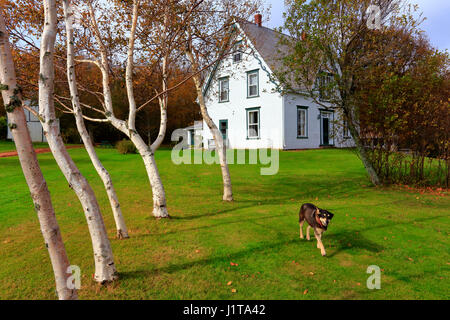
[63,0,129,238]
[87,0,169,218]
[40,0,117,283]
[186,48,233,201]
[0,12,76,300]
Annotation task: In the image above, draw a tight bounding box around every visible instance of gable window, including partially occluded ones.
[247,70,259,98]
[297,106,308,138]
[317,71,333,101]
[232,41,243,63]
[246,107,260,139]
[219,77,229,102]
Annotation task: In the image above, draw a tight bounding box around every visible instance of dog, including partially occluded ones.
[299,203,334,256]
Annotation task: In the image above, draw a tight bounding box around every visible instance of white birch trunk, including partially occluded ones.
[63,0,129,239]
[186,50,233,201]
[87,0,169,218]
[124,0,169,218]
[131,133,169,218]
[0,13,77,300]
[40,0,117,283]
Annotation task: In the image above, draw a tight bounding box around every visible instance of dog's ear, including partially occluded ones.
[316,208,320,215]
[329,212,334,219]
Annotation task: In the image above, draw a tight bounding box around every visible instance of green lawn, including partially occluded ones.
[0,147,448,300]
[0,140,50,153]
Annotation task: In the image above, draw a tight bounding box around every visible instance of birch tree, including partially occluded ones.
[181,0,264,201]
[62,0,129,239]
[0,10,76,300]
[67,0,178,218]
[38,0,117,283]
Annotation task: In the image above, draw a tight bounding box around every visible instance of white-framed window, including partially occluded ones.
[247,70,259,98]
[219,77,229,102]
[232,41,243,63]
[247,107,260,139]
[297,106,308,138]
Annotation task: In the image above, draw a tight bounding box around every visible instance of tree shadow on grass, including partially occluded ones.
[325,214,446,258]
[119,238,300,280]
[120,215,446,282]
[138,212,289,237]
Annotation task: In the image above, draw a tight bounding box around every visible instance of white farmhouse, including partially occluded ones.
[201,15,354,150]
[7,101,47,143]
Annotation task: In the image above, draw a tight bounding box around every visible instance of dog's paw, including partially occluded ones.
[300,236,304,239]
[321,252,327,257]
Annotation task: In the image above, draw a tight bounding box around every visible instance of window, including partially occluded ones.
[219,77,229,102]
[246,108,260,139]
[247,70,259,98]
[232,41,243,63]
[297,106,308,138]
[317,72,333,100]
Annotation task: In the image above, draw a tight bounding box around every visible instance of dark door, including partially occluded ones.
[219,120,228,142]
[322,117,329,146]
[190,130,194,146]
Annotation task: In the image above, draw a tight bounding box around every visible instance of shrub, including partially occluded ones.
[61,127,81,144]
[116,139,137,154]
[0,116,7,140]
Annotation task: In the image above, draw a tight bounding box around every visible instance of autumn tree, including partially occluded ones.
[355,31,450,186]
[182,0,265,201]
[0,8,76,300]
[60,0,129,239]
[277,0,423,186]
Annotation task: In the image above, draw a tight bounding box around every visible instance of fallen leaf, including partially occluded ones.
[357,283,361,286]
[303,289,308,295]
[309,272,314,276]
[231,289,237,293]
[408,257,414,262]
[227,281,232,286]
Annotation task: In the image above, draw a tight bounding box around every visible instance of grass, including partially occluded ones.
[0,147,448,300]
[0,140,50,153]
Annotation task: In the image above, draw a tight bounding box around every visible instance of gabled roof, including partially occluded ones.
[237,19,292,75]
[202,19,298,96]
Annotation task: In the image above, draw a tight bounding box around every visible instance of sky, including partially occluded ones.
[264,0,450,52]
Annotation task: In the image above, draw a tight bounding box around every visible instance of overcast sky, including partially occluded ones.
[264,0,450,51]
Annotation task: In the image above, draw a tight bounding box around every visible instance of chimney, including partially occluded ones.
[301,31,307,41]
[255,13,262,27]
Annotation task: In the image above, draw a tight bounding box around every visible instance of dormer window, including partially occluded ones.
[219,77,229,102]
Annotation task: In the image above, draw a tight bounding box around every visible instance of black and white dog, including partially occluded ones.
[299,203,334,256]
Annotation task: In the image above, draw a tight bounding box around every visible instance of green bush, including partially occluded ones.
[116,139,137,154]
[0,117,6,140]
[61,127,80,144]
